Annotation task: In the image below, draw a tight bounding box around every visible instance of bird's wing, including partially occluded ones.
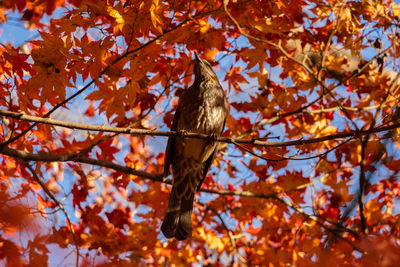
[163,105,181,177]
[196,117,227,191]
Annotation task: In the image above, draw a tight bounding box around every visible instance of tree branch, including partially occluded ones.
[1,145,360,248]
[271,195,361,251]
[231,138,351,162]
[0,146,165,183]
[0,6,223,148]
[1,108,400,149]
[222,1,391,144]
[358,73,400,234]
[203,188,360,250]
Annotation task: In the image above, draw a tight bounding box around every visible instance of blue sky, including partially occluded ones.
[2,2,400,265]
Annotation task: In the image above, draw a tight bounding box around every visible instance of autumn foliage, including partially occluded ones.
[1,0,400,266]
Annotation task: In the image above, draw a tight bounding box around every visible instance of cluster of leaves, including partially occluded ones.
[1,0,400,266]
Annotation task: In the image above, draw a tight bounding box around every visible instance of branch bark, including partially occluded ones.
[0,145,164,183]
[1,108,400,149]
[1,5,223,147]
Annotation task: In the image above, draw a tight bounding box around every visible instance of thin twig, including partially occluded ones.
[271,195,361,251]
[24,162,80,267]
[222,0,390,143]
[76,73,180,157]
[197,201,247,265]
[2,146,357,244]
[1,5,223,148]
[231,138,351,162]
[358,72,400,233]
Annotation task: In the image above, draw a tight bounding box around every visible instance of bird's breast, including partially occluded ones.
[174,86,227,162]
[177,101,225,134]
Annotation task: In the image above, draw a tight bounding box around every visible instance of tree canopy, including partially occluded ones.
[1,0,400,266]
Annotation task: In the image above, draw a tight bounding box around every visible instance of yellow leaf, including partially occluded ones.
[204,48,219,61]
[198,20,210,34]
[107,6,125,33]
[256,250,264,255]
[207,233,225,252]
[386,203,392,216]
[150,0,164,34]
[394,3,400,18]
[275,0,285,9]
[319,125,337,136]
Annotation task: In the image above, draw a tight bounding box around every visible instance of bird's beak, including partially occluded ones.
[194,52,201,63]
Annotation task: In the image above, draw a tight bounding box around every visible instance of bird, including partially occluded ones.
[161,53,229,240]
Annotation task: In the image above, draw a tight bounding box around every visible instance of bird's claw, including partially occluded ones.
[208,133,218,142]
[161,171,170,182]
[177,129,188,138]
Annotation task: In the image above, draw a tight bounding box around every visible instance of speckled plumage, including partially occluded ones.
[161,54,229,240]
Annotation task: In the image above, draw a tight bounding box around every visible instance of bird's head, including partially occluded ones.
[193,53,219,81]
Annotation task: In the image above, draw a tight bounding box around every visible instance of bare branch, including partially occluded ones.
[231,138,351,162]
[0,146,164,183]
[2,108,400,149]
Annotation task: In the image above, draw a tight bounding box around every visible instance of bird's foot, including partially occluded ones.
[208,133,218,142]
[177,129,188,138]
[156,173,170,183]
[161,171,170,182]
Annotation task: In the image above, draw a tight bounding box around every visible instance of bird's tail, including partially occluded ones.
[161,160,203,240]
[161,187,194,240]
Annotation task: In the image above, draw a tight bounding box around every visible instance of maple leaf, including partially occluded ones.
[1,0,400,265]
[107,4,125,34]
[224,66,248,91]
[149,0,165,34]
[0,237,24,266]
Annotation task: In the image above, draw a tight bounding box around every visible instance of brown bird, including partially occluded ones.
[161,53,229,240]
